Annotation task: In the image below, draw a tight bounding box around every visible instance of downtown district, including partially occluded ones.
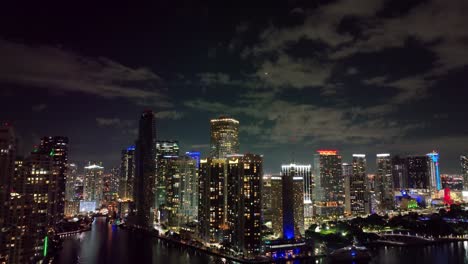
[1,110,468,262]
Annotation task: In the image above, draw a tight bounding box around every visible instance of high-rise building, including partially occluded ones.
[102,168,119,206]
[84,163,104,207]
[198,158,227,243]
[407,156,430,190]
[119,146,135,201]
[262,174,273,225]
[281,164,305,239]
[376,154,394,211]
[391,156,408,190]
[210,116,239,158]
[185,151,201,168]
[65,163,78,201]
[155,140,179,222]
[441,174,464,191]
[38,136,68,224]
[342,163,352,215]
[0,123,16,262]
[313,150,344,216]
[175,154,199,224]
[461,155,468,191]
[270,175,283,237]
[427,151,441,191]
[134,110,157,228]
[350,154,368,215]
[226,154,263,257]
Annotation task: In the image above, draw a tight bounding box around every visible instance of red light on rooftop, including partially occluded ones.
[317,150,338,155]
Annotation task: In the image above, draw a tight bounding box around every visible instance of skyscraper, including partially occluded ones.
[314,150,344,216]
[350,154,368,215]
[226,154,263,257]
[119,146,135,201]
[210,116,239,158]
[65,163,78,201]
[391,155,408,190]
[270,175,283,237]
[134,110,157,228]
[407,156,430,190]
[155,140,179,221]
[175,154,199,224]
[38,136,68,224]
[461,155,468,191]
[376,154,394,211]
[0,123,16,262]
[84,163,104,207]
[198,158,227,243]
[342,163,352,215]
[427,151,441,191]
[281,164,305,239]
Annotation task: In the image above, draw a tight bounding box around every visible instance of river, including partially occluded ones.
[54,217,468,264]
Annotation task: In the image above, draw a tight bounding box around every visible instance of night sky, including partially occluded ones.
[1,1,467,173]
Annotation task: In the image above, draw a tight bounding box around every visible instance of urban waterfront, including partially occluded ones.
[54,217,468,264]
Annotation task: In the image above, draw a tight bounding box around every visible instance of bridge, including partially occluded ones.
[375,231,468,245]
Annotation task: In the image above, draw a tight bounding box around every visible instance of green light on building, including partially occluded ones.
[43,236,48,257]
[49,149,55,156]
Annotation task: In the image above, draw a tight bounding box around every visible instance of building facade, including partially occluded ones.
[119,146,135,201]
[313,150,344,216]
[376,154,394,211]
[209,116,239,158]
[84,163,104,207]
[350,154,368,215]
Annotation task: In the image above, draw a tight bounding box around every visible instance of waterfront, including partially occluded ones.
[54,217,468,264]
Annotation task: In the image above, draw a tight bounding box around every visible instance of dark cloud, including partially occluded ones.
[0,39,171,107]
[32,103,47,112]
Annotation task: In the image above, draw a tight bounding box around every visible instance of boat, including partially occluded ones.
[328,245,371,263]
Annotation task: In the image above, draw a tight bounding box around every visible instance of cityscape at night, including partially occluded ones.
[1,1,468,263]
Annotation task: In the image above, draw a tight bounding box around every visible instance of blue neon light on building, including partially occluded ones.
[186,151,201,168]
[127,145,136,151]
[427,152,441,190]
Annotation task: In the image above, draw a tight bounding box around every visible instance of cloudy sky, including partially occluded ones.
[1,0,468,173]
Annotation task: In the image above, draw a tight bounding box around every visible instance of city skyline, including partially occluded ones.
[1,1,468,173]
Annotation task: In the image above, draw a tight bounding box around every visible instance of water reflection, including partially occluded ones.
[54,217,468,264]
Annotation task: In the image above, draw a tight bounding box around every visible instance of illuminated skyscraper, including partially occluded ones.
[262,174,273,225]
[270,175,283,237]
[342,163,352,215]
[407,156,430,190]
[314,150,344,216]
[84,163,104,206]
[175,154,198,224]
[65,163,78,201]
[427,151,441,191]
[281,164,306,239]
[226,154,263,257]
[38,136,68,223]
[119,146,135,201]
[376,154,394,211]
[185,151,201,168]
[155,140,179,218]
[461,155,468,191]
[210,116,239,158]
[198,158,227,243]
[350,154,368,215]
[0,123,16,262]
[391,155,408,190]
[134,110,157,228]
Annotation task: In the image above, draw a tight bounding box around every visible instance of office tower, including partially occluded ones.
[427,151,441,191]
[65,163,78,201]
[84,163,104,207]
[407,156,430,190]
[350,154,368,215]
[134,110,157,228]
[210,116,239,158]
[155,140,179,220]
[281,164,305,239]
[158,155,178,225]
[185,151,201,168]
[270,175,283,237]
[262,175,273,225]
[376,154,394,211]
[462,155,468,191]
[176,154,198,224]
[342,163,352,215]
[38,136,68,224]
[102,168,119,206]
[119,146,135,201]
[392,155,408,190]
[0,123,16,262]
[313,150,344,216]
[198,158,227,243]
[226,154,263,257]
